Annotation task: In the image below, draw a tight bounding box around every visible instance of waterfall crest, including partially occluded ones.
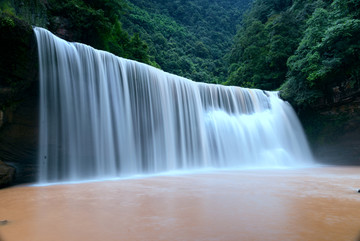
[35,27,313,183]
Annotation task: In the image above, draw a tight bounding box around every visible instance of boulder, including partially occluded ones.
[0,160,15,187]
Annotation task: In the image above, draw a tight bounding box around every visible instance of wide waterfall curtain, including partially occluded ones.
[35,27,313,183]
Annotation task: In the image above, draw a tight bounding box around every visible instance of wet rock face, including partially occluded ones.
[301,96,360,165]
[0,160,16,187]
[0,83,39,184]
[0,13,39,185]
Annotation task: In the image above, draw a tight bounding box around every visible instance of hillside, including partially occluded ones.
[0,0,251,83]
[226,0,360,108]
[122,0,251,82]
[226,0,360,163]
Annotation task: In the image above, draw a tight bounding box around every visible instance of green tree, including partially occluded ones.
[121,0,251,82]
[226,0,301,90]
[282,0,360,107]
[44,0,155,66]
[128,33,150,63]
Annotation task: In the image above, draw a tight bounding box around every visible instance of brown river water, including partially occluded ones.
[0,166,360,241]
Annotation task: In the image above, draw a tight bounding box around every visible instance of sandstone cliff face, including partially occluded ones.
[0,13,39,186]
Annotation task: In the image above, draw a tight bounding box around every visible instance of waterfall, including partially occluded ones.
[34,27,314,183]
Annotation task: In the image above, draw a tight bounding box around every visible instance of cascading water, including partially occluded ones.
[34,27,314,183]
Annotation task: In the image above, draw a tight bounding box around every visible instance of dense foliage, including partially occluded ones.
[2,0,359,110]
[46,0,158,65]
[283,0,360,107]
[1,0,251,83]
[0,0,155,65]
[122,0,251,82]
[227,0,360,109]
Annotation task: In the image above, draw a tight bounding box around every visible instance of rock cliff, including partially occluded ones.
[300,81,360,165]
[0,13,39,187]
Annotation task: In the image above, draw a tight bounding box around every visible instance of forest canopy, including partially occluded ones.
[1,0,359,110]
[0,0,251,83]
[226,0,360,108]
[0,0,156,66]
[121,0,251,83]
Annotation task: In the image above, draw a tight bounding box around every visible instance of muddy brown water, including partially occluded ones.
[0,167,360,241]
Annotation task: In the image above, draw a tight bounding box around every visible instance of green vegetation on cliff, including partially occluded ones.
[46,0,156,66]
[0,0,155,66]
[2,0,359,110]
[122,0,251,82]
[282,0,360,108]
[1,0,251,83]
[227,0,360,109]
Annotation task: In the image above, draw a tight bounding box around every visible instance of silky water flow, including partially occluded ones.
[34,27,314,183]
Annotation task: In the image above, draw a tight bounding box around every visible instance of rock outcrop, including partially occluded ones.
[0,13,39,185]
[0,160,16,187]
[300,81,360,165]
